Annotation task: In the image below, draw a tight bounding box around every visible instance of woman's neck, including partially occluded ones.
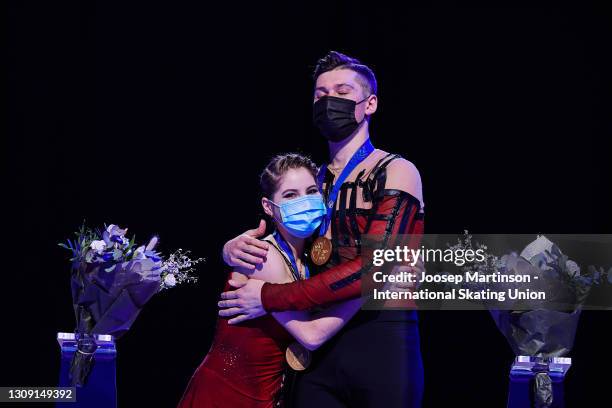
[328,121,370,171]
[276,226,305,261]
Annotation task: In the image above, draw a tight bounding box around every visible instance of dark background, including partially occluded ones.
[4,1,612,407]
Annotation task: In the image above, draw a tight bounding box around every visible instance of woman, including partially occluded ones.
[178,153,364,408]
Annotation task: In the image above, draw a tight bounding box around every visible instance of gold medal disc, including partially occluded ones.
[310,236,332,266]
[286,341,312,371]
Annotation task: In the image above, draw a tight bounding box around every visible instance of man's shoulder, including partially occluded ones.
[386,156,420,178]
[376,154,423,205]
[371,149,420,177]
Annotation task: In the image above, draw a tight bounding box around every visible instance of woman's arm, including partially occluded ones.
[272,298,364,351]
[271,261,421,351]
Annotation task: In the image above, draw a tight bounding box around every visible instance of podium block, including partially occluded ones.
[507,356,571,408]
[56,332,117,408]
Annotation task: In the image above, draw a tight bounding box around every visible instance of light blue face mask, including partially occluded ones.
[270,194,327,238]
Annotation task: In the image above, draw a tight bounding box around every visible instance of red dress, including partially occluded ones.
[177,279,294,408]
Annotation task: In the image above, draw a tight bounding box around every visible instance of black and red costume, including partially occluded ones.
[262,152,425,408]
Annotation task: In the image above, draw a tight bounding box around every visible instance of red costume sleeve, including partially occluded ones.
[261,189,424,312]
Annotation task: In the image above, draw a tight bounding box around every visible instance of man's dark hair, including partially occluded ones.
[313,51,377,96]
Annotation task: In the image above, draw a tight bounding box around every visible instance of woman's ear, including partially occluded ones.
[261,197,275,218]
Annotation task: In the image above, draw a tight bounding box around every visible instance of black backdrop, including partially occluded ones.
[5,1,612,407]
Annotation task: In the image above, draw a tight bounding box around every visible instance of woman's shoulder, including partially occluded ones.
[244,234,293,284]
[261,233,275,245]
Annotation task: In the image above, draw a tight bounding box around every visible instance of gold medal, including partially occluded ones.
[310,236,332,266]
[286,341,311,371]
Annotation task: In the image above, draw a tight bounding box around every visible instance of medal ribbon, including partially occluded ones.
[317,138,375,235]
[273,230,309,279]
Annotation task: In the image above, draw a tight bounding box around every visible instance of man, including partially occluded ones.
[219,51,425,407]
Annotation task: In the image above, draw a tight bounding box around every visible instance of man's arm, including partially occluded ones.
[223,240,365,350]
[219,159,424,319]
[261,158,424,311]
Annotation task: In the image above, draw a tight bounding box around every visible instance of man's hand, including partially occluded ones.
[222,220,269,270]
[218,278,266,324]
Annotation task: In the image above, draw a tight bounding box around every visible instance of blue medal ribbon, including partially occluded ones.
[317,138,375,235]
[273,230,309,280]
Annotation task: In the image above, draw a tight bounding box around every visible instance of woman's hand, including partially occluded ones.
[380,258,424,308]
[222,220,269,270]
[386,257,424,290]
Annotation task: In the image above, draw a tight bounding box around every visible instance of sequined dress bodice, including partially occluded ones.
[202,279,294,399]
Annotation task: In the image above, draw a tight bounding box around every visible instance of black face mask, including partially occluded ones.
[313,95,369,142]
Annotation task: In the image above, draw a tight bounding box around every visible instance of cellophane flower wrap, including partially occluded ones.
[60,224,202,386]
[488,236,587,358]
[448,233,609,407]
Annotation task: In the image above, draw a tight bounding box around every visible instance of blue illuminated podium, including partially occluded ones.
[56,332,117,408]
[507,356,571,408]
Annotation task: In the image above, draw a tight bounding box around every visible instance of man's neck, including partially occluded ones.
[328,122,370,171]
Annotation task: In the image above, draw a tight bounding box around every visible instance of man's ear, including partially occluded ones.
[261,197,275,218]
[365,94,378,116]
